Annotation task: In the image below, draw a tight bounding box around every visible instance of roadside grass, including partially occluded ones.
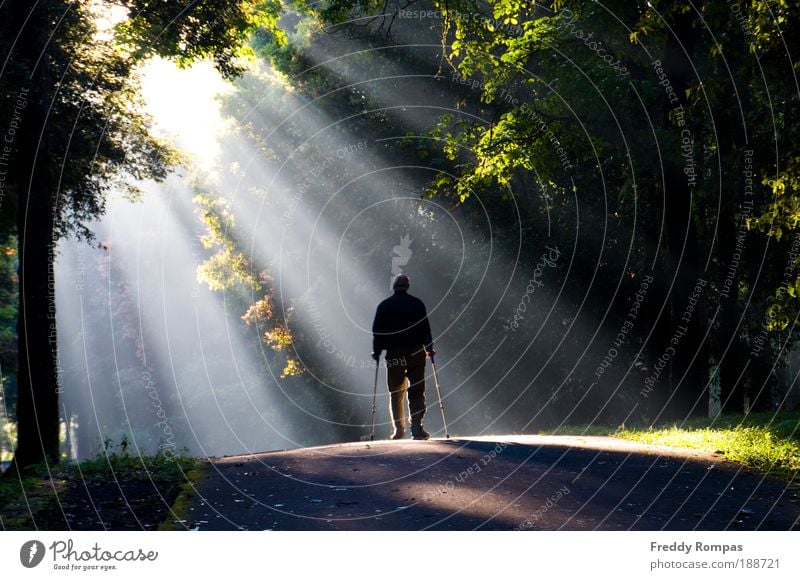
[540,410,800,479]
[68,450,197,482]
[0,463,50,529]
[1,446,198,530]
[157,462,208,530]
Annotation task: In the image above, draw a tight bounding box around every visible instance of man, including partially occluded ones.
[371,274,435,440]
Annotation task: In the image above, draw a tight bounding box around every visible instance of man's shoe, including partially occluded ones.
[411,424,430,440]
[390,428,405,440]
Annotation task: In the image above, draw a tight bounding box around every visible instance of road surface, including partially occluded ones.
[178,435,800,531]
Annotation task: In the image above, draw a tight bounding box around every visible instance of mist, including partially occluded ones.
[53,21,648,460]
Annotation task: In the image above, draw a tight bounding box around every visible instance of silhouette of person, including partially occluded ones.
[371,274,435,439]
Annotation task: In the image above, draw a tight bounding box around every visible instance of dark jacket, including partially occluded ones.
[372,290,433,354]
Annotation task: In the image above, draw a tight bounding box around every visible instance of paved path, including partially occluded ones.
[180,435,800,530]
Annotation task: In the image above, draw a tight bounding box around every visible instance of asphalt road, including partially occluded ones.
[179,435,800,531]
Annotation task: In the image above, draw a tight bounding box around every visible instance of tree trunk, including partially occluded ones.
[711,10,753,414]
[656,7,707,421]
[9,1,61,470]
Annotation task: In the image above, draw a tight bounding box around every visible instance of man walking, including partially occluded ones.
[371,274,435,440]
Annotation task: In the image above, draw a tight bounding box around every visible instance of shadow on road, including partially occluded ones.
[181,436,800,531]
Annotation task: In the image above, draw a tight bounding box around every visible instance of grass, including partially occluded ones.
[1,447,199,530]
[540,410,800,479]
[67,449,197,481]
[0,463,58,529]
[157,462,208,530]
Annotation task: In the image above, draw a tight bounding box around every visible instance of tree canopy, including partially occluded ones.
[2,0,799,468]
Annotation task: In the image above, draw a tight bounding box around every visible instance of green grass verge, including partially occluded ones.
[157,460,208,530]
[1,451,199,529]
[67,451,197,482]
[540,410,800,479]
[0,463,52,529]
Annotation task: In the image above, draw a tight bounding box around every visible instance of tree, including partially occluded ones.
[0,1,171,468]
[0,0,284,470]
[293,0,800,422]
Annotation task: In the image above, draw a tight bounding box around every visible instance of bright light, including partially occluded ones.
[89,0,128,42]
[140,58,233,170]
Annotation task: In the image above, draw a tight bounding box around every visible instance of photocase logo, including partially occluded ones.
[20,540,45,568]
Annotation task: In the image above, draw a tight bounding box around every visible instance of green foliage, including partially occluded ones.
[301,0,800,414]
[192,187,299,376]
[0,445,198,530]
[0,410,15,462]
[0,241,17,463]
[299,0,387,26]
[544,411,800,478]
[0,239,17,375]
[191,18,422,386]
[0,463,49,515]
[619,421,800,479]
[5,0,800,464]
[0,0,300,469]
[116,0,287,79]
[0,1,182,241]
[194,193,261,292]
[69,443,197,482]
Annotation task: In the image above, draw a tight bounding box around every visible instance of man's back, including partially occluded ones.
[372,291,432,352]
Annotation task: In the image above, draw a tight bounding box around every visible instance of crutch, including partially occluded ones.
[430,356,450,438]
[369,359,379,441]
